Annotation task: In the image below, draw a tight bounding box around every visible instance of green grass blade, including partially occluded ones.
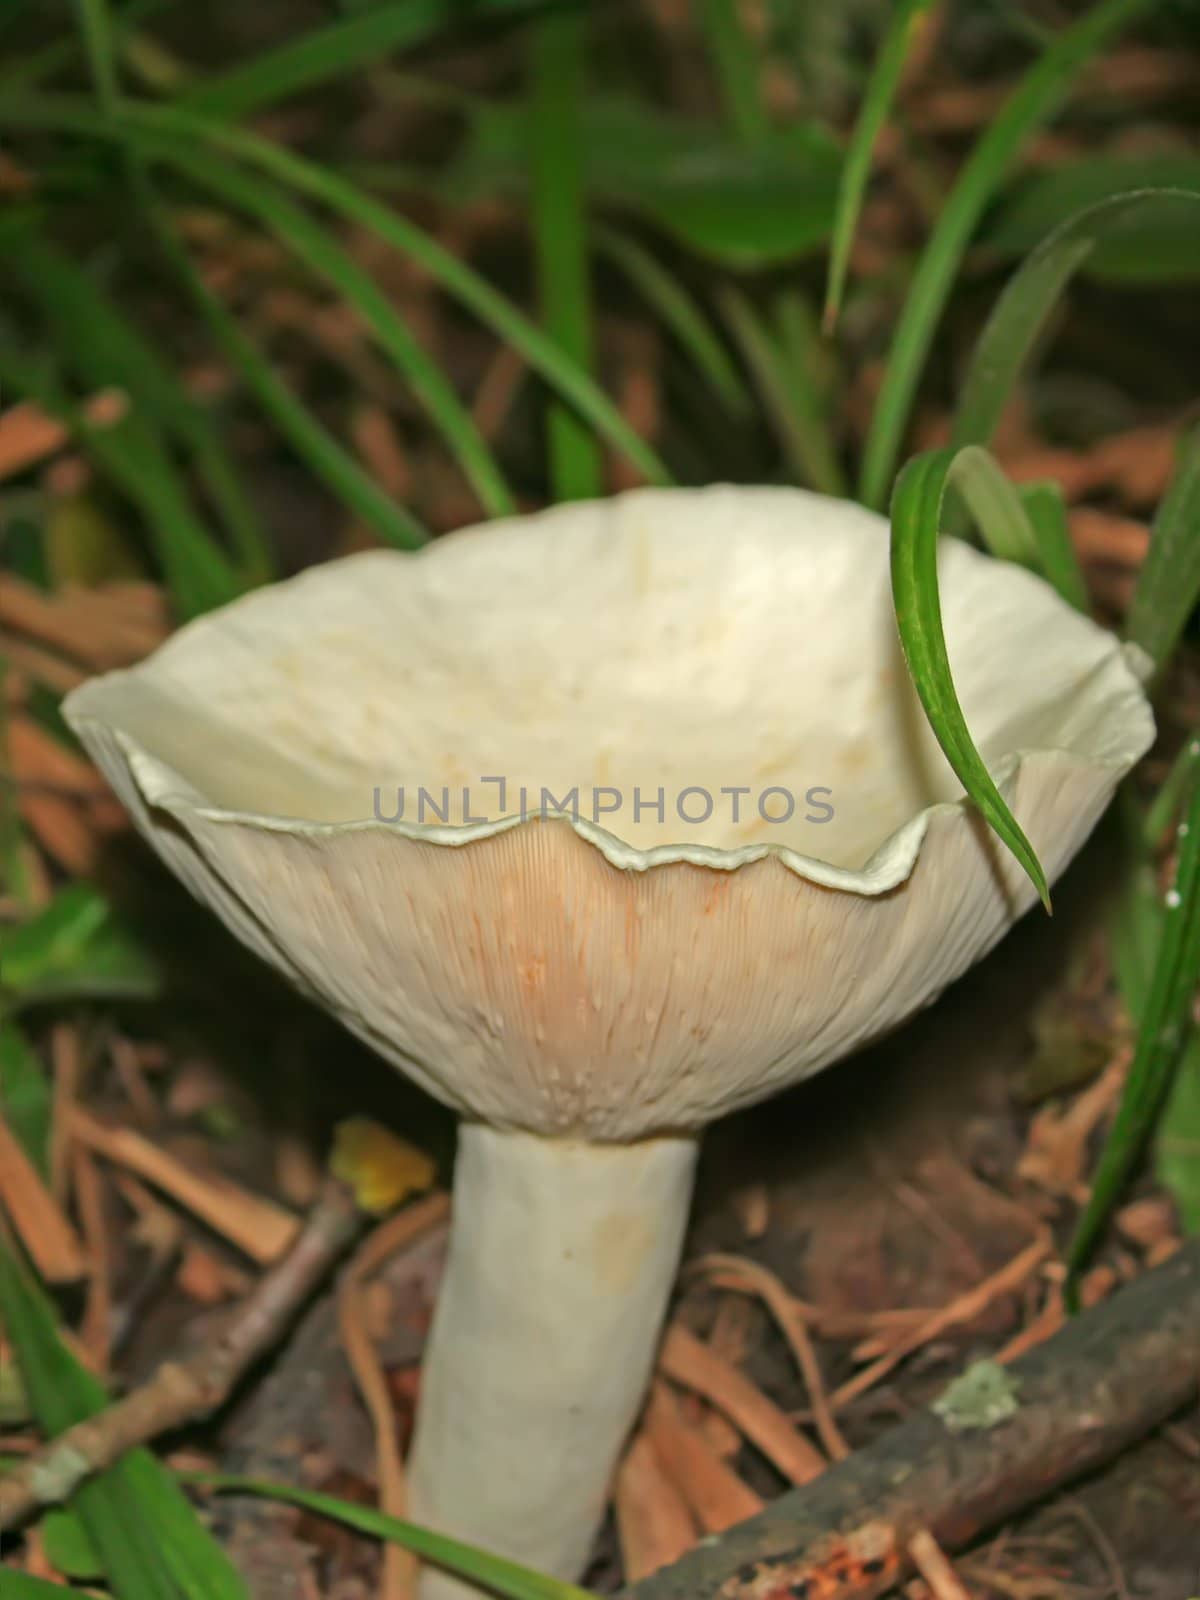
[1145,733,1200,850]
[859,0,1152,511]
[0,1021,53,1173]
[890,446,1051,909]
[0,0,170,94]
[75,0,122,116]
[0,1242,248,1600]
[942,450,1089,611]
[0,881,162,1009]
[4,1572,99,1600]
[823,0,932,333]
[7,231,273,583]
[719,287,845,496]
[0,348,241,618]
[196,1473,598,1600]
[1018,482,1089,610]
[1067,773,1200,1286]
[698,0,768,147]
[1158,1031,1200,1234]
[141,197,428,550]
[529,8,601,501]
[157,149,514,519]
[1126,423,1200,672]
[954,189,1200,453]
[0,657,32,911]
[594,225,752,416]
[0,94,670,488]
[180,0,543,120]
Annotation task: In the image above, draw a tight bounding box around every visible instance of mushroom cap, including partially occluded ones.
[65,487,1153,1139]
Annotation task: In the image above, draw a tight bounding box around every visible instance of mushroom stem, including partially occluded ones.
[407,1123,699,1599]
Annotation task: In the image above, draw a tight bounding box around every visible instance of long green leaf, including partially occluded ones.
[1127,424,1200,672]
[0,1243,248,1600]
[1067,773,1200,1285]
[824,0,932,332]
[529,8,601,500]
[0,95,672,488]
[889,446,1051,909]
[859,0,1152,511]
[954,189,1200,453]
[180,0,544,120]
[6,231,273,583]
[196,1473,597,1600]
[447,93,842,269]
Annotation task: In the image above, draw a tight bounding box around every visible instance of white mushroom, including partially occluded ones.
[64,487,1153,1598]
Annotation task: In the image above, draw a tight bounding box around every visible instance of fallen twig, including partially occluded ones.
[659,1323,827,1485]
[70,1104,300,1264]
[627,1238,1200,1600]
[828,1234,1052,1411]
[0,1178,365,1532]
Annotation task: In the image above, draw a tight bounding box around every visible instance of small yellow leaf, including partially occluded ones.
[331,1118,436,1215]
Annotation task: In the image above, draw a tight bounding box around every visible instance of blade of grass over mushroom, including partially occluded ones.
[698,0,768,147]
[0,96,672,489]
[719,287,844,497]
[1126,423,1200,673]
[194,1474,600,1600]
[594,226,752,416]
[1067,773,1200,1290]
[6,230,274,584]
[529,8,600,501]
[161,150,514,519]
[0,1241,249,1600]
[179,0,545,120]
[890,446,1051,910]
[0,349,240,619]
[823,0,932,333]
[859,0,1153,510]
[953,190,1200,453]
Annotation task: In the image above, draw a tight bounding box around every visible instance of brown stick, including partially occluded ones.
[0,1179,365,1532]
[628,1238,1200,1600]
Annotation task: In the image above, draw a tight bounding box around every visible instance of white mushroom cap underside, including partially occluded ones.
[66,486,1154,1138]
